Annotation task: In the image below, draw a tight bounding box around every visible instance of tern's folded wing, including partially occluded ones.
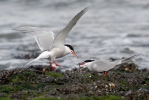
[121,53,141,63]
[51,7,89,48]
[92,60,116,72]
[13,26,54,51]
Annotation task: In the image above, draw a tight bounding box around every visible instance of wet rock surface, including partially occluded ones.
[0,63,149,100]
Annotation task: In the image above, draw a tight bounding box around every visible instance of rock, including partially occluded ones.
[0,93,5,98]
[0,64,148,100]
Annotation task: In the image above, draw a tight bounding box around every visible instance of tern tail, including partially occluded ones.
[121,53,141,63]
[20,58,39,72]
[113,53,141,70]
[23,59,36,68]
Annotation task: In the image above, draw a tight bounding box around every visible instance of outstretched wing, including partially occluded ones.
[13,26,54,51]
[51,7,89,48]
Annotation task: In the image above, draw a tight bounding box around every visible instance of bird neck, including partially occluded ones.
[64,46,71,55]
[84,62,93,68]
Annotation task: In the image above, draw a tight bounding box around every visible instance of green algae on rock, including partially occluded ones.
[32,95,122,100]
[0,63,148,100]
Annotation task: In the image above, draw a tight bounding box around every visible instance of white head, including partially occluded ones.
[78,60,95,67]
[64,44,78,58]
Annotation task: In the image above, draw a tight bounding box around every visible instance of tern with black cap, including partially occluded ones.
[78,54,140,76]
[14,7,89,70]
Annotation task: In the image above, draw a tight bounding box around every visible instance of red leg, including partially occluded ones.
[53,60,60,66]
[103,71,108,76]
[49,62,55,71]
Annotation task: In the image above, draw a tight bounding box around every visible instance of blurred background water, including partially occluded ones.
[0,0,149,70]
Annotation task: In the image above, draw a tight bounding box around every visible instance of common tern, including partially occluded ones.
[14,7,89,70]
[78,54,140,76]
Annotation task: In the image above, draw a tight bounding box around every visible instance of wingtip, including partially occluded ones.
[77,6,89,17]
[122,53,141,62]
[83,6,90,12]
[137,53,142,56]
[132,53,142,58]
[85,6,90,10]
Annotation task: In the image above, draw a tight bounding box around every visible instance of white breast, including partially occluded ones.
[50,47,65,59]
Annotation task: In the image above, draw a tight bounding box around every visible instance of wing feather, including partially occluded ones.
[13,26,54,51]
[52,7,89,48]
[92,60,112,72]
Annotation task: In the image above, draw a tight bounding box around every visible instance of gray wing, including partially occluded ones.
[91,60,116,72]
[121,53,141,63]
[113,54,141,70]
[51,7,89,48]
[13,26,54,51]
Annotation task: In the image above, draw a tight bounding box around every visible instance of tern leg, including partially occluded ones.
[53,60,60,66]
[49,62,55,71]
[103,71,108,76]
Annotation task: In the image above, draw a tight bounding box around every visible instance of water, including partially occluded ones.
[0,0,149,70]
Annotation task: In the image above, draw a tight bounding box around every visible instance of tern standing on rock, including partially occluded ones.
[14,7,89,70]
[78,54,140,76]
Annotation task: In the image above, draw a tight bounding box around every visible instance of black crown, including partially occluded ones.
[84,60,94,63]
[65,44,74,51]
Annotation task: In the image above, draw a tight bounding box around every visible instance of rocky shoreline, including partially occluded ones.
[0,62,149,100]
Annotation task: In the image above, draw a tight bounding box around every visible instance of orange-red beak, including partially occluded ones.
[71,51,78,58]
[78,62,85,66]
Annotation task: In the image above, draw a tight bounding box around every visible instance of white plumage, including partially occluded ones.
[79,54,140,76]
[14,26,54,51]
[14,7,89,70]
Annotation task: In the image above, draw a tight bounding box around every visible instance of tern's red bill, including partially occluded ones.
[71,51,78,58]
[78,62,85,66]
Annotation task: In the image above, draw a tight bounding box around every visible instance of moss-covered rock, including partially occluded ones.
[0,63,148,100]
[32,95,122,100]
